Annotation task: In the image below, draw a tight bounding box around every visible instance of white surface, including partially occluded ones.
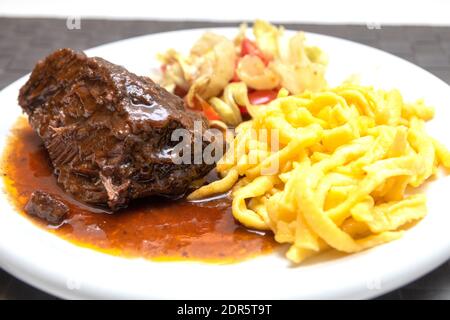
[0,29,450,300]
[1,0,450,26]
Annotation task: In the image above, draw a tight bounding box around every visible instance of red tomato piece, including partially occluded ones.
[239,106,249,116]
[192,95,221,121]
[238,90,279,116]
[240,38,271,65]
[203,106,221,121]
[248,89,279,105]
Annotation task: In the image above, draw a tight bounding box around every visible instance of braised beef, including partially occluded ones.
[24,190,69,225]
[18,48,213,211]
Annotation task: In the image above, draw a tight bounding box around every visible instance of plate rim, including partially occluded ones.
[0,27,449,300]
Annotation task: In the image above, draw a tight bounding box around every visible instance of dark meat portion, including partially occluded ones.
[18,48,213,211]
[25,190,69,225]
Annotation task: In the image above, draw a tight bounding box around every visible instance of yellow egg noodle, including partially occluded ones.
[188,83,450,264]
[209,82,248,126]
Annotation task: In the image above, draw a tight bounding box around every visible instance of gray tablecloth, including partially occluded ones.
[0,18,449,300]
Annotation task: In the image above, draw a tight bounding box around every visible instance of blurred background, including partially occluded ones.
[0,0,449,300]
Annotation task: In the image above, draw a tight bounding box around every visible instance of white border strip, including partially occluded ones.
[1,0,450,26]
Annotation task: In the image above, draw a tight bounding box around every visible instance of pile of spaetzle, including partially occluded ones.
[188,83,450,264]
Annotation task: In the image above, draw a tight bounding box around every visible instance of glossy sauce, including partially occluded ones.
[1,117,277,262]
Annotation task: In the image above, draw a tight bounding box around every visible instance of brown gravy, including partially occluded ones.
[1,117,277,262]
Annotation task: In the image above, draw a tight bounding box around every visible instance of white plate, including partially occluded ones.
[0,28,449,300]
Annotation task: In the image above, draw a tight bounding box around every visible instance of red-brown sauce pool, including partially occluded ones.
[1,117,277,263]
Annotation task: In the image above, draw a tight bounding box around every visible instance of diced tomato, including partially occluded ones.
[203,105,221,121]
[160,64,167,73]
[240,38,271,65]
[248,89,279,105]
[241,38,259,56]
[238,89,279,116]
[191,95,221,120]
[239,105,249,116]
[232,39,272,82]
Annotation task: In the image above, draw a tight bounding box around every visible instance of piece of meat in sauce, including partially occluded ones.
[24,190,69,225]
[18,48,214,211]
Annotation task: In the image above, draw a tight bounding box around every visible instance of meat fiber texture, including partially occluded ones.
[19,48,213,211]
